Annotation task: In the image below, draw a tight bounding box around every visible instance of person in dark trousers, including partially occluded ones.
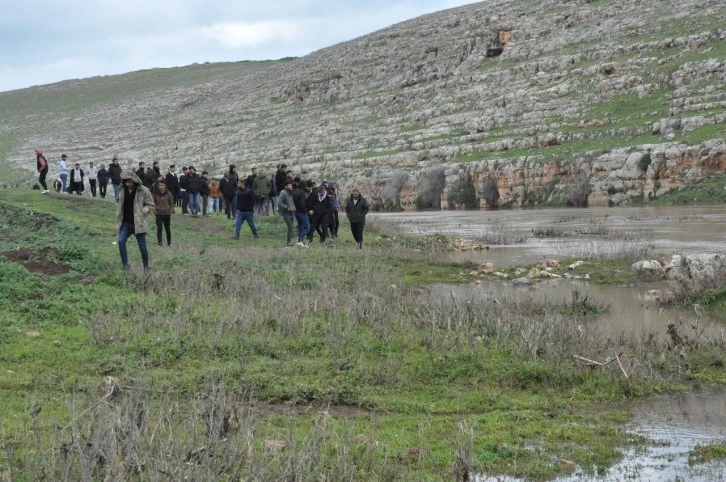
[200,171,210,216]
[165,165,179,205]
[179,166,189,213]
[35,149,49,193]
[292,181,311,246]
[116,171,155,272]
[345,188,370,249]
[234,180,259,240]
[328,184,340,238]
[226,165,239,218]
[304,181,316,244]
[87,162,98,197]
[152,179,174,247]
[135,162,146,181]
[309,185,334,244]
[220,172,237,219]
[108,157,123,201]
[253,169,272,215]
[97,164,109,198]
[69,163,85,195]
[186,166,204,217]
[277,181,296,247]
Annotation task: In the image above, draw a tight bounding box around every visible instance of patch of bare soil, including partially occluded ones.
[243,402,378,418]
[2,247,71,275]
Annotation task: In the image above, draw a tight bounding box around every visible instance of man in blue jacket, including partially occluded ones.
[234,180,260,240]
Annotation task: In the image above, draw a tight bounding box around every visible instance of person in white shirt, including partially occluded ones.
[87,162,98,197]
[57,154,69,193]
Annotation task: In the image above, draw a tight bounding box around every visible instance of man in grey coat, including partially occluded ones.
[277,181,296,247]
[116,171,156,272]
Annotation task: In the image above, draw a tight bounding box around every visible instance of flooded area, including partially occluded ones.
[372,205,726,267]
[429,280,725,342]
[476,391,726,481]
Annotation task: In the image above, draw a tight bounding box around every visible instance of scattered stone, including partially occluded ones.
[263,439,287,454]
[404,447,422,460]
[101,376,122,398]
[568,261,584,270]
[645,289,662,300]
[558,459,576,471]
[482,262,496,273]
[541,271,562,278]
[469,270,478,276]
[528,267,541,278]
[25,331,40,337]
[53,340,61,346]
[632,259,665,276]
[545,259,560,268]
[513,276,534,286]
[493,272,509,278]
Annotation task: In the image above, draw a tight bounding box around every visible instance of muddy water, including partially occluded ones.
[476,391,726,482]
[372,205,726,267]
[431,280,725,341]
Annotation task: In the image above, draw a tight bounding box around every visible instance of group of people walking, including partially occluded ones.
[36,151,370,272]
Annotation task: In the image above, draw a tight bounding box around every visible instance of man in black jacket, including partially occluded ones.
[97,164,109,198]
[186,166,204,217]
[292,182,311,246]
[108,157,123,201]
[345,188,370,249]
[179,166,189,214]
[309,186,333,244]
[220,172,237,219]
[143,167,156,190]
[234,180,259,240]
[135,162,146,181]
[165,165,180,205]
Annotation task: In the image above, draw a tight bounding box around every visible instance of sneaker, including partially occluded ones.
[41,190,49,194]
[158,242,162,247]
[167,243,172,247]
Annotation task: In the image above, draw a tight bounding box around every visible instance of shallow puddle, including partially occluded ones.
[429,280,725,342]
[372,205,726,267]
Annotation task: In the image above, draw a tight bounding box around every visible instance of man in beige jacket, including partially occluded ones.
[116,171,155,272]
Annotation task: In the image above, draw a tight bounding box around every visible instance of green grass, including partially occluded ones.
[651,174,726,205]
[688,442,726,466]
[3,190,722,479]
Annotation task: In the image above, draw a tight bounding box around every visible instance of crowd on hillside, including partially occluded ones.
[35,150,370,272]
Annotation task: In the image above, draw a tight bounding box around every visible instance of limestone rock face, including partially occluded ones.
[2,0,725,208]
[665,253,726,292]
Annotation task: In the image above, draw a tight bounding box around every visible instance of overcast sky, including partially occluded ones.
[0,0,475,93]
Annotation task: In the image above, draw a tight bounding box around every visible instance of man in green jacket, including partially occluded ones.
[116,171,156,272]
[345,188,369,249]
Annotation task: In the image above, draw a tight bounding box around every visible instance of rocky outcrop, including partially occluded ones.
[1,0,725,209]
[664,253,726,292]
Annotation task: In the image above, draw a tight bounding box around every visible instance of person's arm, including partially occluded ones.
[361,198,369,217]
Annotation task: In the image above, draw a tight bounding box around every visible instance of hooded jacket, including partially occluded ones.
[116,171,156,233]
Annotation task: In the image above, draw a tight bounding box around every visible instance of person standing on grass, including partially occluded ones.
[309,185,334,244]
[345,188,370,249]
[304,180,316,244]
[186,166,204,217]
[253,169,272,216]
[69,162,85,195]
[179,166,189,214]
[152,179,174,247]
[200,171,211,216]
[57,154,69,193]
[292,181,311,246]
[277,181,296,247]
[116,171,155,272]
[220,171,236,219]
[234,180,259,240]
[209,177,222,215]
[87,162,98,197]
[35,149,49,194]
[97,164,109,198]
[165,165,179,206]
[227,165,239,217]
[135,162,146,181]
[108,157,123,201]
[328,183,340,239]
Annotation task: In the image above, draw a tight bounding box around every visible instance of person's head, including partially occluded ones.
[305,180,314,192]
[182,166,188,174]
[285,181,293,191]
[201,171,208,178]
[61,154,67,161]
[101,164,106,169]
[238,180,246,189]
[89,161,94,167]
[293,176,301,184]
[189,166,196,174]
[251,167,257,174]
[280,163,287,171]
[169,164,176,172]
[112,157,118,164]
[317,186,326,194]
[35,149,43,156]
[158,180,167,193]
[152,161,159,168]
[229,164,236,173]
[258,169,265,177]
[74,163,80,168]
[223,171,229,178]
[138,162,145,168]
[351,188,360,199]
[122,172,137,190]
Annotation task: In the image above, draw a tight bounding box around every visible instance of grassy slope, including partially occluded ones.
[0,190,723,480]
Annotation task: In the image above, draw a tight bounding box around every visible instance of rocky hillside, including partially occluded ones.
[1,0,725,208]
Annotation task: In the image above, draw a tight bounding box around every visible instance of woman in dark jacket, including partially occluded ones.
[309,186,334,244]
[35,149,49,193]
